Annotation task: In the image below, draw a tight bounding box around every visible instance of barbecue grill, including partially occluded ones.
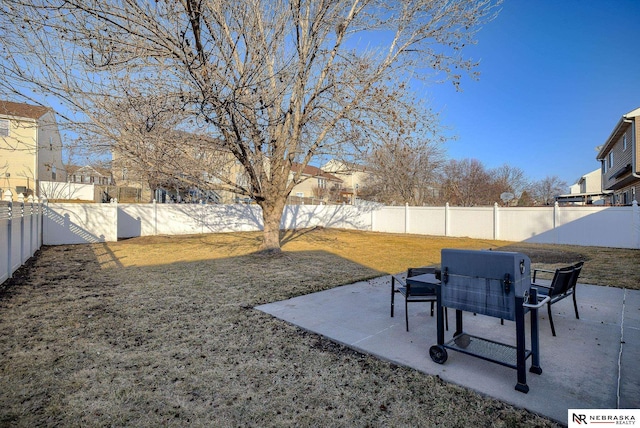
[428,249,549,393]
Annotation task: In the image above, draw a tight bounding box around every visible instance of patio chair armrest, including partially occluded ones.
[391,274,407,288]
[523,295,551,309]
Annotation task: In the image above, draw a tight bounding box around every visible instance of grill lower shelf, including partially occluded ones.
[442,333,532,370]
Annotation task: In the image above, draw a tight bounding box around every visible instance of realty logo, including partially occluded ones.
[573,413,587,424]
[569,409,639,427]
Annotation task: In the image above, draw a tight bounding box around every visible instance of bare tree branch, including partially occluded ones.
[0,0,499,250]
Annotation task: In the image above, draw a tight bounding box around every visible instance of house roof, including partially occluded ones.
[596,106,640,160]
[322,159,367,174]
[290,163,342,182]
[0,100,51,120]
[67,165,112,177]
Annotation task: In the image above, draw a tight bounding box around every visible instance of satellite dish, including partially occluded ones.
[500,192,515,203]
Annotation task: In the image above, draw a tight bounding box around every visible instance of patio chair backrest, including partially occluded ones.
[568,261,584,289]
[407,267,436,278]
[549,266,575,297]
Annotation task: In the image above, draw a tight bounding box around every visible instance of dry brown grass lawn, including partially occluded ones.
[1,228,638,427]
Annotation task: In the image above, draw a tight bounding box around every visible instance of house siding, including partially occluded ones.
[0,106,66,199]
[602,126,633,190]
[636,116,640,174]
[598,110,640,204]
[36,111,66,183]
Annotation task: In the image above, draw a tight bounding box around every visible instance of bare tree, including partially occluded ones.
[0,0,498,251]
[359,132,446,205]
[440,158,493,206]
[530,175,568,206]
[516,190,535,206]
[488,164,529,205]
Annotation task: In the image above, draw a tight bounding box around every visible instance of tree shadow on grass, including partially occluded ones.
[0,240,561,428]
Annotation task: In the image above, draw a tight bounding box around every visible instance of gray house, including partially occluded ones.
[596,107,640,205]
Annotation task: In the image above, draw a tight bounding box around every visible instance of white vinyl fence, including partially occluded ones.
[40,200,640,249]
[0,194,44,284]
[3,199,639,284]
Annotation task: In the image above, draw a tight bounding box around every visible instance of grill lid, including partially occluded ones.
[440,249,532,320]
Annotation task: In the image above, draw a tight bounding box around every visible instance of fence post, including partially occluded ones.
[553,202,559,244]
[201,200,206,234]
[33,197,39,253]
[5,199,12,279]
[405,203,409,234]
[371,207,375,232]
[493,202,499,240]
[445,202,450,236]
[18,194,26,263]
[27,195,34,258]
[112,198,118,241]
[40,197,46,247]
[153,199,158,235]
[633,200,639,249]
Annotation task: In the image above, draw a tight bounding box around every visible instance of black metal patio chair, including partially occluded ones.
[531,262,583,336]
[391,267,448,332]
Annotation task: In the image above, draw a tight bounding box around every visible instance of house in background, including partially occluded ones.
[0,100,67,200]
[556,169,611,205]
[322,159,370,204]
[596,107,640,205]
[67,165,114,186]
[289,163,343,204]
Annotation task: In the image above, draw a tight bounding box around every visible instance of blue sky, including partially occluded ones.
[425,0,640,187]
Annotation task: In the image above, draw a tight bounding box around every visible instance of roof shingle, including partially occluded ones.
[0,100,51,120]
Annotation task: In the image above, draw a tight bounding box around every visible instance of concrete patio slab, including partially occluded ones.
[257,277,640,425]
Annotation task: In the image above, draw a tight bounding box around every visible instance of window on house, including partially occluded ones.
[0,119,9,137]
[318,178,326,189]
[52,165,56,180]
[296,192,304,197]
[49,136,53,151]
[623,134,627,151]
[608,152,614,169]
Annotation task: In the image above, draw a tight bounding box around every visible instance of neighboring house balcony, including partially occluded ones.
[596,106,640,205]
[556,168,611,206]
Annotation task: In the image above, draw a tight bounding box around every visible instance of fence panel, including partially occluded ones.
[407,207,446,236]
[0,202,11,283]
[201,204,262,233]
[43,203,117,245]
[448,206,494,239]
[9,207,22,273]
[373,206,406,233]
[555,206,636,247]
[498,207,554,242]
[0,199,43,284]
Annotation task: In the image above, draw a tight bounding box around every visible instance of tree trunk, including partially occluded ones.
[259,196,287,252]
